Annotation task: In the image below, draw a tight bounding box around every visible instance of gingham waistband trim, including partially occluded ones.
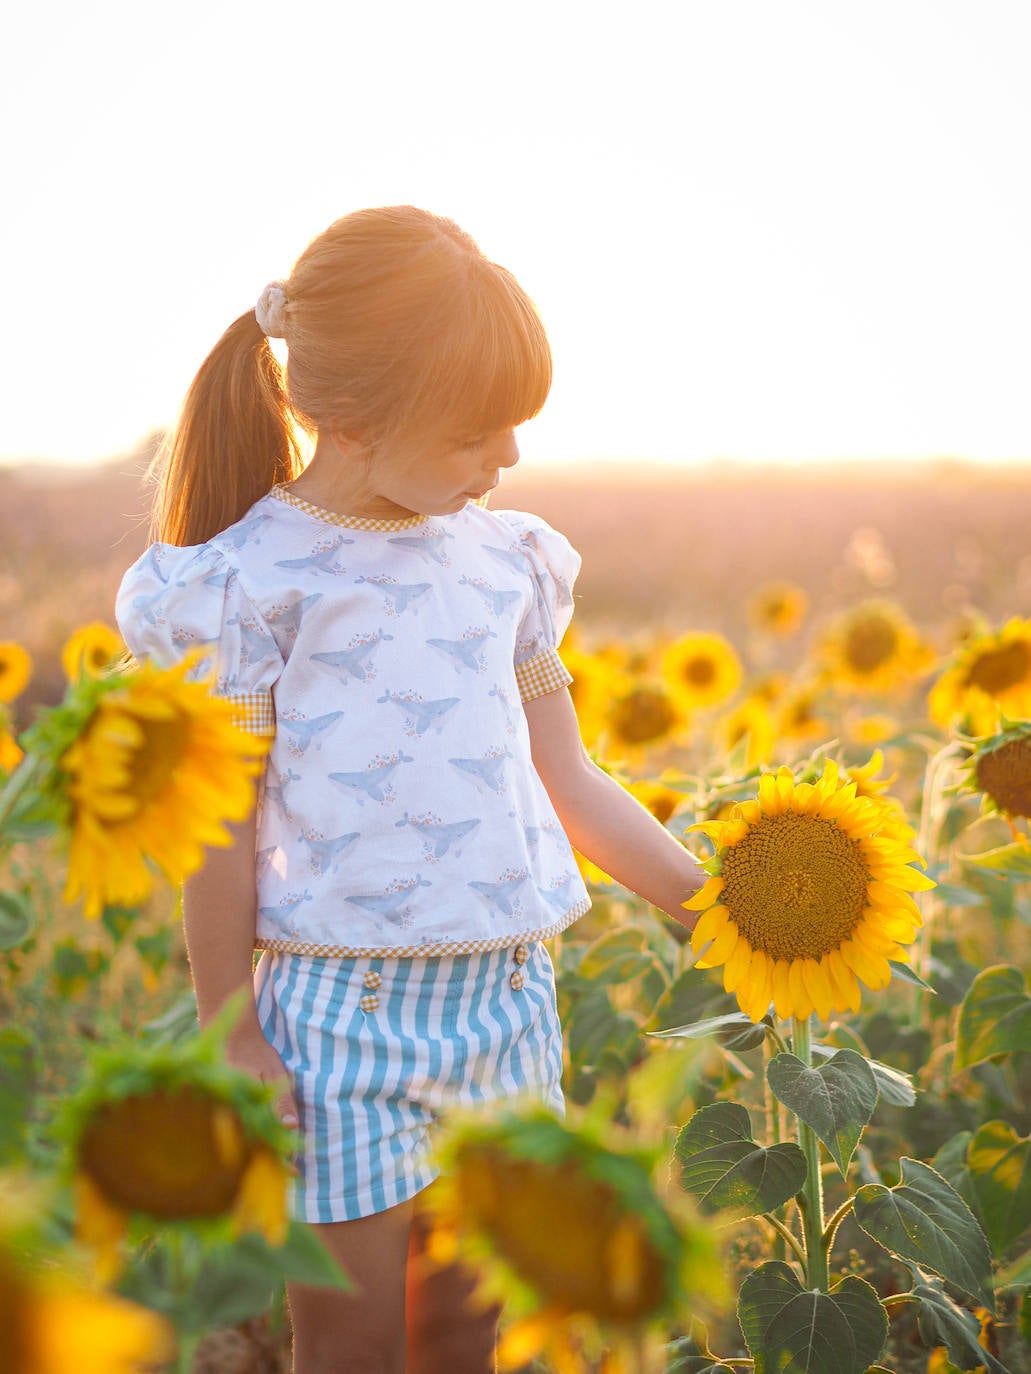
[254,896,590,959]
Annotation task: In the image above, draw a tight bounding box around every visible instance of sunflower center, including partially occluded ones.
[965,640,1031,696]
[721,813,870,962]
[844,615,898,673]
[126,714,192,805]
[975,738,1031,819]
[681,656,717,688]
[610,688,677,745]
[78,1087,251,1218]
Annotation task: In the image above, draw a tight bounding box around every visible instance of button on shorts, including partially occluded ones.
[253,940,564,1222]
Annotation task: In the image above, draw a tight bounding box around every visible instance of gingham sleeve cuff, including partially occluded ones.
[515,648,573,703]
[222,691,276,737]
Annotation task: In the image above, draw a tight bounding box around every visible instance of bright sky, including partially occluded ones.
[4,1,1031,468]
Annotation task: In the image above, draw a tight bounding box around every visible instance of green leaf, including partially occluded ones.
[577,925,657,983]
[962,842,1031,878]
[0,891,36,950]
[665,1336,736,1373]
[934,882,986,908]
[649,1010,757,1041]
[931,1131,979,1220]
[853,1157,995,1310]
[100,905,139,944]
[565,988,640,1067]
[766,1050,878,1176]
[811,1042,916,1107]
[954,965,1031,1072]
[644,965,729,1032]
[737,1262,886,1374]
[673,1102,808,1217]
[909,1277,1010,1374]
[0,1027,37,1163]
[966,1120,1031,1255]
[887,960,935,992]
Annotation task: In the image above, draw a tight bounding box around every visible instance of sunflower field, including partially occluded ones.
[1,458,1030,1373]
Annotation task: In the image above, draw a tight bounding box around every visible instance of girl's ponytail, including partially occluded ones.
[147,311,306,546]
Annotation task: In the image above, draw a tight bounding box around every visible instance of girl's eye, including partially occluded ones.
[462,436,487,450]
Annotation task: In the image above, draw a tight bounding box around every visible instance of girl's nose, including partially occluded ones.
[493,431,520,469]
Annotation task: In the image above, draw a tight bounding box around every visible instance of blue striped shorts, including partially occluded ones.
[253,939,565,1222]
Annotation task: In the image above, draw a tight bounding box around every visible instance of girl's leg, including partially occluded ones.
[405,1190,501,1374]
[287,1199,415,1374]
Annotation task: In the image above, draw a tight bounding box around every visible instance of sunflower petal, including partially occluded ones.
[682,875,725,911]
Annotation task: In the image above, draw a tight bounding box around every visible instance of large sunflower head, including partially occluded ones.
[425,1105,722,1371]
[684,759,933,1023]
[929,617,1031,736]
[21,654,269,918]
[0,1174,175,1374]
[964,720,1031,821]
[748,582,809,638]
[59,1001,293,1280]
[661,633,743,712]
[819,600,934,694]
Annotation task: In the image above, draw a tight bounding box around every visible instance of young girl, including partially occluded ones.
[116,206,705,1374]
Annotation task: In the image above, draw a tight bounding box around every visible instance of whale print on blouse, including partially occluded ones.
[509,811,566,859]
[258,889,314,924]
[427,627,497,673]
[255,845,282,883]
[265,592,324,641]
[376,690,460,738]
[394,813,481,861]
[345,875,432,928]
[138,546,177,586]
[264,768,302,821]
[536,872,582,913]
[128,586,180,629]
[448,747,513,794]
[217,511,273,550]
[386,529,454,566]
[296,828,360,877]
[274,536,354,576]
[224,613,278,665]
[278,711,345,757]
[355,574,432,617]
[488,683,520,735]
[468,867,529,916]
[310,630,394,684]
[329,752,415,805]
[481,544,528,576]
[458,575,522,617]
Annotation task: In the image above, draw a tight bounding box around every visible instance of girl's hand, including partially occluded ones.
[225,1016,301,1130]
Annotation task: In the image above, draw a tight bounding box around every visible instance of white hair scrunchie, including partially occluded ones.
[255,282,289,338]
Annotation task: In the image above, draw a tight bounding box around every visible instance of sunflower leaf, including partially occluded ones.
[961,843,1031,878]
[965,1120,1031,1256]
[954,965,1031,1072]
[853,1158,995,1311]
[737,1261,886,1374]
[810,1042,916,1107]
[648,1010,757,1041]
[907,1275,1011,1374]
[766,1050,878,1176]
[0,891,37,950]
[673,1102,808,1216]
[577,925,661,984]
[887,959,936,993]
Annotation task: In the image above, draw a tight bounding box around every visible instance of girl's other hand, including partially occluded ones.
[225,1014,300,1130]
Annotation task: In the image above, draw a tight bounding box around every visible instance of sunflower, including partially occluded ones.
[0,1174,175,1374]
[626,776,688,828]
[61,622,126,680]
[601,679,687,759]
[929,617,1031,736]
[424,1105,722,1373]
[0,642,32,703]
[683,759,934,1023]
[721,697,775,769]
[61,1007,293,1281]
[56,654,269,917]
[819,600,934,694]
[965,720,1031,823]
[748,582,809,637]
[0,723,22,772]
[661,633,742,712]
[775,683,834,744]
[560,642,613,748]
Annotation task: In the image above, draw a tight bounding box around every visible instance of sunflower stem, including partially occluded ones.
[791,1015,829,1291]
[763,1036,787,1264]
[761,1211,808,1267]
[911,741,962,1022]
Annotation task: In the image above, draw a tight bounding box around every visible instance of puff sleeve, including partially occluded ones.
[115,542,285,736]
[495,511,581,702]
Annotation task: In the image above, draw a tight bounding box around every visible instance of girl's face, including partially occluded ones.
[371,427,521,517]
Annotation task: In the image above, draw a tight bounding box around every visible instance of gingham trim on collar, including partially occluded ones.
[254,897,591,959]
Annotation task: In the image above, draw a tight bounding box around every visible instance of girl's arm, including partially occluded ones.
[524,687,705,929]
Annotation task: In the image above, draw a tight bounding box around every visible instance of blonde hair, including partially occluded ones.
[150,206,552,545]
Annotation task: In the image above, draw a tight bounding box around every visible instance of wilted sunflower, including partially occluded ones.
[602,679,687,758]
[661,633,742,712]
[61,622,126,680]
[819,600,933,694]
[684,759,933,1022]
[61,1007,293,1281]
[0,642,32,703]
[55,654,269,917]
[929,617,1031,736]
[748,582,809,637]
[0,1174,175,1374]
[424,1106,722,1373]
[965,720,1031,825]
